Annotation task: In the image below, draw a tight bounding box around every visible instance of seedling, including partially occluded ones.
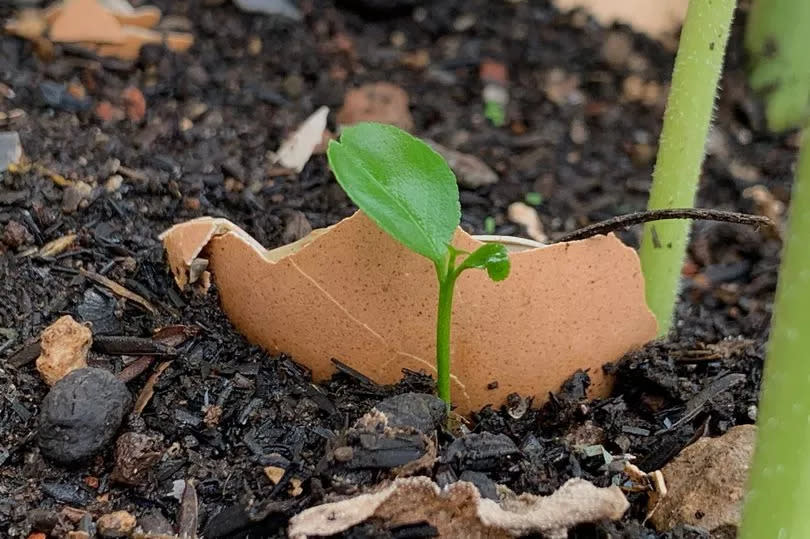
[740,0,810,535]
[639,0,736,335]
[525,192,543,206]
[327,123,511,408]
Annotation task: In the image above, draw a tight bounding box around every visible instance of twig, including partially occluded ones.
[553,209,774,243]
[79,269,158,314]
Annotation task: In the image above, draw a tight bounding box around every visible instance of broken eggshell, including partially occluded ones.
[161,211,656,414]
[288,475,630,538]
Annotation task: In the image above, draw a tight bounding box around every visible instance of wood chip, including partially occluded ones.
[79,268,157,314]
[132,360,172,415]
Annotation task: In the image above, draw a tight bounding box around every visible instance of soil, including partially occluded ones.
[0,0,794,537]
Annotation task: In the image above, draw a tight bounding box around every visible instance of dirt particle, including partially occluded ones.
[2,220,32,249]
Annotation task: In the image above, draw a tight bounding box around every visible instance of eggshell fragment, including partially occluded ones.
[161,211,656,414]
[49,0,125,44]
[552,0,687,40]
[276,106,330,172]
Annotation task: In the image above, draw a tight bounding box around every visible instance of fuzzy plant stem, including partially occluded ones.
[639,0,736,336]
[740,127,810,539]
[435,268,457,408]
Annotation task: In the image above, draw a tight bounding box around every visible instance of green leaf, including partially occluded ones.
[327,123,460,264]
[456,243,510,281]
[745,0,810,131]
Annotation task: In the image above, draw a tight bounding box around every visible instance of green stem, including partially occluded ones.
[639,0,736,336]
[435,268,457,408]
[740,127,810,538]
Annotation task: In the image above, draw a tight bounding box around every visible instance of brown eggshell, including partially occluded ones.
[49,0,125,44]
[92,27,194,60]
[161,212,657,414]
[552,0,687,39]
[43,2,160,28]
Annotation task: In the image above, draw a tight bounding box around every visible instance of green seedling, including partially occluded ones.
[639,0,736,335]
[740,1,810,536]
[484,216,497,234]
[525,192,543,206]
[327,123,511,408]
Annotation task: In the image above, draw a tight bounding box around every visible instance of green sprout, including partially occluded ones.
[639,0,736,335]
[327,123,511,408]
[740,1,810,536]
[484,216,496,234]
[525,192,543,206]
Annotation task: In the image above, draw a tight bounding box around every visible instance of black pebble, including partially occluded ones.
[38,368,131,464]
[373,392,447,434]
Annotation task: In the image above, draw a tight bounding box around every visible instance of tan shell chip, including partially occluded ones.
[161,211,657,414]
[49,0,125,44]
[43,2,162,28]
[553,0,688,39]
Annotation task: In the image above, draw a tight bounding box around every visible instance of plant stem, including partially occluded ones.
[740,127,810,538]
[435,268,457,408]
[639,0,736,336]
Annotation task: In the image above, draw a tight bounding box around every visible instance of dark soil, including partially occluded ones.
[0,0,794,537]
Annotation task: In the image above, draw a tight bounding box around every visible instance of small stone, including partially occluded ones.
[459,470,498,500]
[651,425,756,535]
[247,36,262,55]
[563,420,606,447]
[96,511,136,538]
[36,315,92,386]
[139,510,174,535]
[38,368,131,464]
[67,531,90,539]
[61,181,93,214]
[544,69,583,106]
[122,86,146,123]
[373,393,447,434]
[630,143,656,168]
[94,101,124,123]
[427,141,499,189]
[337,82,414,131]
[444,432,519,471]
[105,174,123,193]
[333,446,354,462]
[281,211,312,244]
[601,31,633,69]
[479,60,508,85]
[264,465,285,484]
[2,220,32,249]
[282,74,305,99]
[622,75,645,101]
[39,81,92,112]
[401,49,429,70]
[0,131,22,171]
[569,118,588,145]
[233,0,302,19]
[341,0,423,11]
[111,432,163,485]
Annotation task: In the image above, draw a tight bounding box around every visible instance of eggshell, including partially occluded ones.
[553,0,688,39]
[161,211,656,414]
[49,0,125,44]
